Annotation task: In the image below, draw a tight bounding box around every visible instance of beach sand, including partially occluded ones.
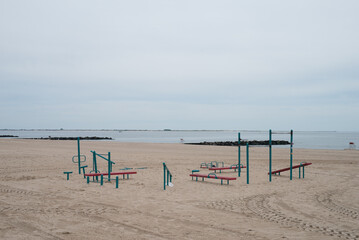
[0,139,358,240]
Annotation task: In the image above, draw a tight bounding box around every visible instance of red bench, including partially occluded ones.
[209,165,246,173]
[190,173,236,185]
[269,163,312,176]
[85,171,137,180]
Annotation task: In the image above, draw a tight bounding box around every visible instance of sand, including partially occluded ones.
[0,139,358,240]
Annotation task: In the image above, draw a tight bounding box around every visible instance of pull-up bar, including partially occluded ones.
[90,151,116,182]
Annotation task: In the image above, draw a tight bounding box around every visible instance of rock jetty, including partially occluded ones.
[23,136,112,140]
[186,140,290,146]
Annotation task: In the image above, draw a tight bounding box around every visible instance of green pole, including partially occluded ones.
[116,176,119,188]
[93,151,98,182]
[246,143,249,184]
[167,170,169,186]
[108,152,111,182]
[77,137,81,174]
[238,132,241,177]
[269,129,272,182]
[100,174,103,185]
[290,130,293,180]
[163,163,166,190]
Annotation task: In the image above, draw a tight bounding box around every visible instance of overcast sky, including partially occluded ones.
[1,0,358,131]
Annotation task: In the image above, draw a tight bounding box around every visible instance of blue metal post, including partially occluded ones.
[290,130,293,180]
[246,143,249,184]
[238,132,241,177]
[269,129,272,182]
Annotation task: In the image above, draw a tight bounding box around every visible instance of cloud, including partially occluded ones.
[0,0,359,130]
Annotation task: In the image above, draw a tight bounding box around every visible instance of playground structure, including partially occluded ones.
[85,171,137,188]
[209,164,245,173]
[90,151,115,182]
[237,130,311,183]
[270,162,312,179]
[67,131,312,189]
[190,172,236,185]
[63,171,72,180]
[163,162,173,190]
[269,130,293,181]
[200,161,224,168]
[67,137,140,188]
[72,137,86,174]
[237,135,250,184]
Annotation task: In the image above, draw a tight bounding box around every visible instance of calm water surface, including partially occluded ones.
[1,130,359,150]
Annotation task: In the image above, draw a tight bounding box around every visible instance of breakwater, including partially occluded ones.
[186,140,290,146]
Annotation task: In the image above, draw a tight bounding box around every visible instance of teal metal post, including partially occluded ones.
[108,152,111,182]
[269,129,272,182]
[116,176,119,188]
[167,170,169,186]
[77,137,81,174]
[246,143,249,184]
[163,163,166,190]
[93,151,98,182]
[238,132,241,177]
[100,174,103,185]
[290,130,293,180]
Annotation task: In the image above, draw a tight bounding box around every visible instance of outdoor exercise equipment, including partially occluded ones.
[79,165,88,178]
[63,171,72,180]
[200,161,224,168]
[238,134,249,184]
[189,172,237,185]
[269,129,293,182]
[209,164,245,173]
[85,171,137,185]
[163,162,173,190]
[270,162,312,178]
[90,151,115,182]
[72,137,86,174]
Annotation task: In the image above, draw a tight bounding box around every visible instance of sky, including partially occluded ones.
[1,0,358,131]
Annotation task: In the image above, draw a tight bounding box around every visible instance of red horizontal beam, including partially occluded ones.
[85,171,137,177]
[269,163,312,175]
[209,166,246,171]
[190,174,236,180]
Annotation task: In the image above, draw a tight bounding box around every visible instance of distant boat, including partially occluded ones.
[163,129,172,131]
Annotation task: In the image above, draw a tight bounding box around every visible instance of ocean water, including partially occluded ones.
[1,129,359,150]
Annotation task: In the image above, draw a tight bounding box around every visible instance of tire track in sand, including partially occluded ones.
[316,191,358,220]
[245,194,359,240]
